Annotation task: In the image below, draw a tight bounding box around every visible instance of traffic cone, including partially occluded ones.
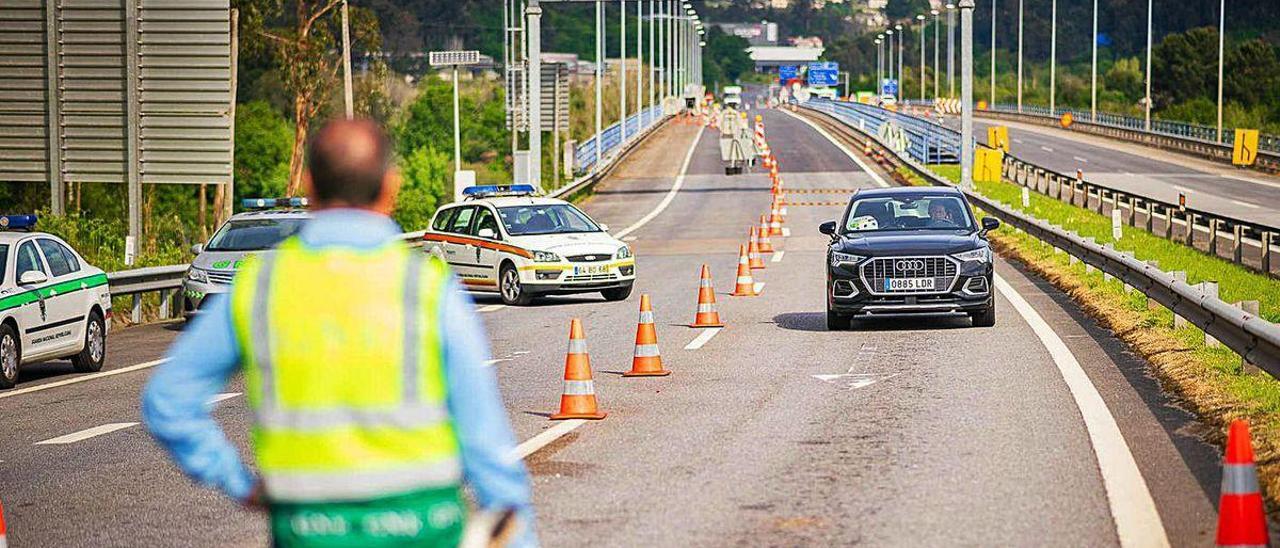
[748,228,766,270]
[864,141,872,156]
[550,319,607,420]
[757,215,775,253]
[1216,419,1268,547]
[768,204,784,237]
[732,245,759,297]
[0,494,6,548]
[624,294,670,377]
[690,265,725,327]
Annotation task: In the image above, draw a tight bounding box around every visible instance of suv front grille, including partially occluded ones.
[207,270,235,285]
[860,256,958,295]
[565,254,612,263]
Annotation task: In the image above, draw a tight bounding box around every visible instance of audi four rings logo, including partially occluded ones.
[895,259,926,271]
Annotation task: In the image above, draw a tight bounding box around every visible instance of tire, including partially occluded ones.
[0,323,19,389]
[970,302,996,328]
[826,311,850,331]
[601,285,632,302]
[499,264,534,306]
[71,311,106,373]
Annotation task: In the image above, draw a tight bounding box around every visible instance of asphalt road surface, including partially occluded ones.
[0,109,1227,546]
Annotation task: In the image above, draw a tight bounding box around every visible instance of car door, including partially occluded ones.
[35,238,86,354]
[467,206,503,287]
[442,206,486,288]
[12,240,56,358]
[425,207,460,261]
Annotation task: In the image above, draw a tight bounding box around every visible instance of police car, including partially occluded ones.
[0,215,113,388]
[424,185,635,305]
[182,198,311,318]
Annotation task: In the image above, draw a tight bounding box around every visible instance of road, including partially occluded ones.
[0,109,1226,546]
[933,112,1280,227]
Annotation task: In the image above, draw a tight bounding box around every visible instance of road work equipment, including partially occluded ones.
[625,295,670,377]
[757,216,775,253]
[552,318,607,420]
[691,265,726,327]
[732,245,760,297]
[748,228,766,270]
[1216,419,1268,547]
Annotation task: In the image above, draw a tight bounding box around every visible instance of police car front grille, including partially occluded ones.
[565,254,612,263]
[207,270,235,285]
[860,256,958,295]
[563,273,618,282]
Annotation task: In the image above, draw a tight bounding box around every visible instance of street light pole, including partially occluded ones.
[1216,0,1225,142]
[876,36,883,95]
[620,0,627,142]
[933,10,940,100]
[648,0,654,109]
[595,0,603,166]
[1091,0,1098,121]
[896,23,904,103]
[1049,0,1057,114]
[340,0,353,119]
[947,4,955,97]
[1143,0,1152,131]
[886,30,894,92]
[527,4,543,189]
[918,14,926,103]
[960,0,975,189]
[1016,0,1023,112]
[637,0,643,120]
[989,0,995,106]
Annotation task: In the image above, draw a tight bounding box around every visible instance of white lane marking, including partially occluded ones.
[1073,156,1089,164]
[36,422,139,445]
[477,304,505,313]
[1013,138,1025,144]
[1040,145,1055,153]
[1230,199,1261,209]
[781,227,791,237]
[684,327,722,350]
[753,282,766,294]
[207,392,241,405]
[622,236,638,242]
[613,128,706,239]
[995,275,1168,547]
[777,108,890,188]
[0,358,169,401]
[771,250,785,263]
[484,358,512,367]
[1223,174,1280,190]
[1170,184,1193,194]
[506,419,587,464]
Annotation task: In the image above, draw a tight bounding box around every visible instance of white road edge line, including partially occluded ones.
[684,327,722,350]
[207,392,241,405]
[36,422,139,445]
[477,304,505,313]
[777,108,891,188]
[0,358,169,401]
[506,419,587,464]
[771,250,785,263]
[994,274,1168,548]
[1230,199,1261,209]
[614,127,706,239]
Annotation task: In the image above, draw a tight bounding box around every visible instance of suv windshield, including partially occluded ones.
[497,204,600,236]
[206,218,307,252]
[844,195,974,233]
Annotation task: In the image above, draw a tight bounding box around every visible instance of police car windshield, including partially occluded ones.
[844,195,974,233]
[206,219,307,251]
[497,205,600,236]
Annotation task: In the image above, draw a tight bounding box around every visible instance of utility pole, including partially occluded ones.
[876,35,883,96]
[1143,0,1152,131]
[637,0,643,123]
[918,14,926,103]
[886,29,894,93]
[648,0,655,109]
[989,0,996,106]
[527,3,543,189]
[960,0,975,189]
[896,24,903,103]
[1091,0,1098,122]
[947,3,955,97]
[1049,0,1057,114]
[620,0,627,141]
[595,0,603,166]
[1216,0,1225,142]
[340,0,354,119]
[933,10,940,100]
[1016,0,1023,112]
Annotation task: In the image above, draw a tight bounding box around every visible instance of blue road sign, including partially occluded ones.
[807,61,839,87]
[880,78,898,96]
[779,65,799,83]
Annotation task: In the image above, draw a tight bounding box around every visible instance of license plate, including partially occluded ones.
[884,278,935,291]
[574,265,608,276]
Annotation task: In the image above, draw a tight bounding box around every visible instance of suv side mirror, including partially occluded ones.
[818,221,837,236]
[980,217,1001,235]
[190,243,204,255]
[477,227,497,239]
[19,270,49,285]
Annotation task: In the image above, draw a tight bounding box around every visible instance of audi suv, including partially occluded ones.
[819,186,1000,330]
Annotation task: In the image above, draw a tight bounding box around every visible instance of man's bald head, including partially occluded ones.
[305,119,395,208]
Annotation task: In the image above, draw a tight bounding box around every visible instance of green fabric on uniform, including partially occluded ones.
[269,486,466,547]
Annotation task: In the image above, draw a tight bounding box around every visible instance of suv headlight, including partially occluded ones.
[186,266,209,283]
[830,252,864,268]
[532,250,561,263]
[951,247,991,263]
[615,245,632,259]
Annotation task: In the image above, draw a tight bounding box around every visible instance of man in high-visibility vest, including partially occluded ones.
[143,119,535,546]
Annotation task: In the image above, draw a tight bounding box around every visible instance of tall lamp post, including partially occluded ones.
[989,0,996,106]
[620,0,627,142]
[1091,0,1098,121]
[1016,0,1023,112]
[876,36,883,95]
[886,29,894,93]
[896,23,904,103]
[1215,0,1225,142]
[1049,0,1057,114]
[959,0,975,188]
[917,14,926,102]
[946,3,956,97]
[1143,0,1152,131]
[932,10,940,100]
[428,50,482,200]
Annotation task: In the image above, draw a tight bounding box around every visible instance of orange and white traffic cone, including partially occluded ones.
[624,294,670,377]
[757,215,775,253]
[1216,419,1268,547]
[768,204,784,237]
[748,228,766,270]
[731,245,759,297]
[0,493,7,548]
[691,265,725,327]
[550,319,607,420]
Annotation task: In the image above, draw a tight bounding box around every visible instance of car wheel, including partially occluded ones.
[826,311,850,331]
[499,264,533,306]
[0,323,19,389]
[72,311,106,372]
[601,285,632,302]
[970,303,996,328]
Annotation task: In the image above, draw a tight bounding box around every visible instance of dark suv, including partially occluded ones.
[819,186,1000,330]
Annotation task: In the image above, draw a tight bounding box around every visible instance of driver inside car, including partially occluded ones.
[927,200,957,227]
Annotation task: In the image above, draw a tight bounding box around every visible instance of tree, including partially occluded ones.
[1225,39,1280,109]
[394,145,451,230]
[1104,57,1143,103]
[234,100,294,200]
[1150,27,1217,109]
[702,27,752,89]
[235,0,382,196]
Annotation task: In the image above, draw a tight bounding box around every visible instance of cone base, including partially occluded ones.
[689,322,725,328]
[730,291,757,297]
[551,411,608,420]
[623,369,672,377]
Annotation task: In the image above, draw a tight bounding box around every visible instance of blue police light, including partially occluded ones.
[241,197,308,209]
[461,184,537,198]
[0,214,38,231]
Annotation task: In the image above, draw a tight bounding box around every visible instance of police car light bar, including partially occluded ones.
[461,184,537,199]
[241,197,309,209]
[0,214,38,231]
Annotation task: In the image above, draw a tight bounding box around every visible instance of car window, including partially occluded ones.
[497,204,600,236]
[471,208,500,239]
[448,207,476,234]
[844,195,973,233]
[432,208,459,231]
[15,241,45,280]
[37,239,73,277]
[0,244,8,284]
[56,241,81,272]
[206,218,307,252]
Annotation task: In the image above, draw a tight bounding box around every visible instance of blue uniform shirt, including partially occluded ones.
[142,208,536,543]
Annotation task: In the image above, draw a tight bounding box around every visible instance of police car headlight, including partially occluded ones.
[830,252,864,268]
[615,246,632,260]
[532,250,561,263]
[186,266,209,283]
[951,247,991,263]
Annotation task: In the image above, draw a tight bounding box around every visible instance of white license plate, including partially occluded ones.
[884,278,935,291]
[574,265,608,276]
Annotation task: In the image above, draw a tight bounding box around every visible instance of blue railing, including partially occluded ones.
[575,106,665,174]
[806,98,965,164]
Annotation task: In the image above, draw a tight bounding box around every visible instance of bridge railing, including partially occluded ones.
[574,106,665,174]
[806,98,964,165]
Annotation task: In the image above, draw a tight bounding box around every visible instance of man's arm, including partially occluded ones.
[141,296,256,502]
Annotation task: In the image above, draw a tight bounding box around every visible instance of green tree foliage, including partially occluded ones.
[234,100,294,200]
[394,145,451,231]
[702,27,753,89]
[1151,27,1218,109]
[1225,39,1280,109]
[396,76,509,171]
[1104,57,1143,102]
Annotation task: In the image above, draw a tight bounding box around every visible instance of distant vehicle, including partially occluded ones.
[819,186,1001,330]
[723,86,743,109]
[182,199,311,318]
[808,87,837,100]
[424,185,634,306]
[878,94,898,107]
[0,215,112,388]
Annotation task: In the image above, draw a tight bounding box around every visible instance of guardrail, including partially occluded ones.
[806,98,962,164]
[798,102,1280,376]
[574,106,665,174]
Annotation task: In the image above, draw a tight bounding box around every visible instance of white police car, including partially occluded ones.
[182,198,311,318]
[423,185,635,305]
[0,215,112,388]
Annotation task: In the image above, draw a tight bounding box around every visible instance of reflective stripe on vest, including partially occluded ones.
[231,239,461,503]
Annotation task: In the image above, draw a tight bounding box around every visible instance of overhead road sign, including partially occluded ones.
[880,79,898,96]
[807,62,839,87]
[429,50,481,67]
[779,65,799,84]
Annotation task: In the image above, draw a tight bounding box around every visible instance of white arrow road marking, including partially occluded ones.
[0,358,169,401]
[684,327,722,350]
[614,127,705,239]
[810,373,895,390]
[753,282,766,294]
[771,250,785,263]
[995,274,1168,547]
[207,392,241,405]
[506,419,587,464]
[37,423,138,445]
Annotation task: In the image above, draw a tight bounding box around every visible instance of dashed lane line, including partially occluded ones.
[753,282,766,294]
[1040,145,1055,153]
[771,251,785,263]
[477,304,505,313]
[36,423,139,445]
[781,227,791,237]
[0,358,169,401]
[613,127,706,239]
[1230,199,1261,209]
[995,274,1169,547]
[1073,156,1089,164]
[683,327,722,350]
[207,392,241,405]
[507,419,587,464]
[777,108,891,188]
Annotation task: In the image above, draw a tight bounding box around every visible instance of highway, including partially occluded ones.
[0,108,1227,546]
